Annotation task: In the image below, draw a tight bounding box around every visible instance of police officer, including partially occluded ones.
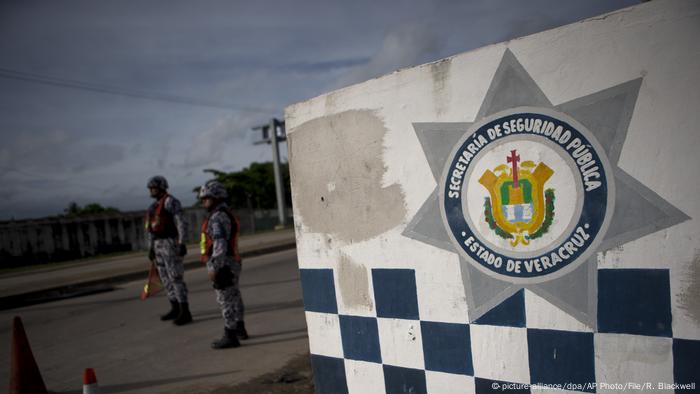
[146,175,192,325]
[198,180,248,349]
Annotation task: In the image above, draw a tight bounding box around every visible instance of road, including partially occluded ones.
[0,249,308,393]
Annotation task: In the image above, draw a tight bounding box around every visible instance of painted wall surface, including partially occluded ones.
[286,1,699,393]
[0,208,290,266]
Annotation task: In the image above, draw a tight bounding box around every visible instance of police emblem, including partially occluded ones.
[442,108,614,283]
[404,49,689,323]
[479,149,554,247]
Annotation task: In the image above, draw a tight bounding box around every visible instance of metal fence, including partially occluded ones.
[0,208,293,267]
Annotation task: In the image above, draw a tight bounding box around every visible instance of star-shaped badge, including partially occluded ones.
[403,49,689,326]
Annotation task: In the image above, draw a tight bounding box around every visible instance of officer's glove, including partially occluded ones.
[148,248,156,262]
[212,267,234,290]
[177,243,187,257]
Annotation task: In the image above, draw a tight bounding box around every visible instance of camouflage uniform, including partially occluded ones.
[147,195,189,304]
[204,203,244,330]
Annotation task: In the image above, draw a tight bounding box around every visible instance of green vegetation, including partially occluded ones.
[527,189,555,240]
[194,161,291,210]
[61,202,120,217]
[484,197,514,239]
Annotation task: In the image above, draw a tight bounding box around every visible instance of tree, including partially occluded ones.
[62,202,120,217]
[193,161,291,210]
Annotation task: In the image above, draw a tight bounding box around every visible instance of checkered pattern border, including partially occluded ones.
[300,267,699,394]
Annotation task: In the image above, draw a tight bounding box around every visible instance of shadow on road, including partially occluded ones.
[8,290,135,313]
[241,277,300,289]
[245,333,308,348]
[246,327,308,341]
[185,277,300,296]
[192,299,304,324]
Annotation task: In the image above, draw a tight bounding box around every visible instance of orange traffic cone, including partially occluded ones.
[140,261,163,300]
[82,368,99,394]
[8,316,48,394]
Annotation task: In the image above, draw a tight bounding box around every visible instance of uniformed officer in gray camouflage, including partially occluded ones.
[146,176,192,325]
[198,180,248,349]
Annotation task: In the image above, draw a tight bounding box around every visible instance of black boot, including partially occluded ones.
[173,302,193,326]
[235,321,249,340]
[160,300,179,321]
[211,328,240,349]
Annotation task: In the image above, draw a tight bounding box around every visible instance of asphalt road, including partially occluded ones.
[0,249,308,393]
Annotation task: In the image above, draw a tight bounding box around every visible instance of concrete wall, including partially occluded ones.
[0,208,291,267]
[286,1,699,392]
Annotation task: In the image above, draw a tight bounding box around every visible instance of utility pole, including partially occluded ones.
[253,118,287,228]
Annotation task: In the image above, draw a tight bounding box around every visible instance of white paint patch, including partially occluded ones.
[594,334,674,393]
[336,253,375,317]
[377,318,425,370]
[305,312,343,358]
[288,109,407,244]
[470,325,530,384]
[672,251,700,340]
[426,371,475,394]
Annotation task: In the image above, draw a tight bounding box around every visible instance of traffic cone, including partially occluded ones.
[82,368,99,394]
[140,261,163,300]
[8,316,48,394]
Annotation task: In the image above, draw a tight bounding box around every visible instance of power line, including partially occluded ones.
[0,67,277,113]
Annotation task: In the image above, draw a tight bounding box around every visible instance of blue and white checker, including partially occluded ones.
[527,329,595,392]
[305,311,344,359]
[673,339,700,389]
[340,315,382,363]
[345,359,385,394]
[470,324,531,384]
[414,257,470,324]
[524,291,592,333]
[299,266,700,393]
[310,354,348,394]
[421,321,473,375]
[426,371,475,394]
[377,318,425,370]
[383,364,428,394]
[594,334,674,393]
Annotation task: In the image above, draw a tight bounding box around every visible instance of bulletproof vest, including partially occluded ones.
[145,195,178,239]
[200,206,241,264]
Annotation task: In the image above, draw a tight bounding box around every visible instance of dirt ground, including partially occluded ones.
[211,353,314,394]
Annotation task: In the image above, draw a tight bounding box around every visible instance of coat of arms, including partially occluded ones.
[479,149,554,247]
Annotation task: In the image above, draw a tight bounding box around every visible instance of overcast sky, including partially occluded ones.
[0,0,639,220]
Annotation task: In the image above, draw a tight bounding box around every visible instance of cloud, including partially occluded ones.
[183,113,258,169]
[0,129,69,168]
[0,0,641,220]
[0,132,126,175]
[154,140,170,170]
[71,144,126,172]
[281,57,371,74]
[334,23,443,88]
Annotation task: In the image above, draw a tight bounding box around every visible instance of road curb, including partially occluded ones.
[0,240,297,311]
